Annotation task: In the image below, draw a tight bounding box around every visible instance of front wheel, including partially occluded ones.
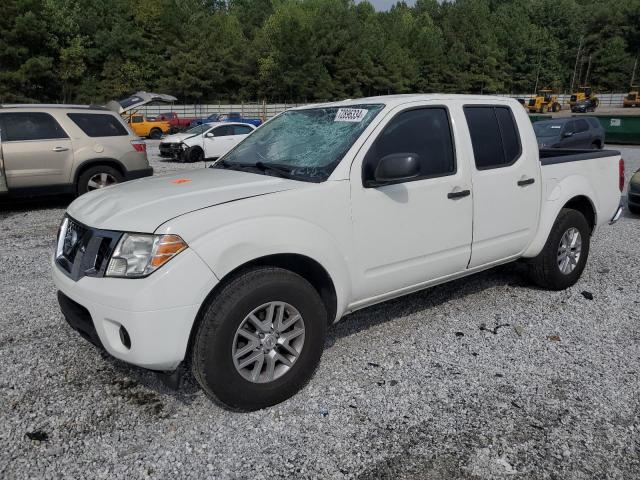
[527,208,590,290]
[191,267,327,410]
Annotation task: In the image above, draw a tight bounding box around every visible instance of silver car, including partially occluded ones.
[0,105,152,197]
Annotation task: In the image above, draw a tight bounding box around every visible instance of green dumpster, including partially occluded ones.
[592,115,640,145]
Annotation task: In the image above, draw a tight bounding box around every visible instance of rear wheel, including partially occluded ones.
[552,102,561,112]
[77,165,123,195]
[191,267,327,410]
[528,208,590,290]
[149,128,163,140]
[629,204,640,215]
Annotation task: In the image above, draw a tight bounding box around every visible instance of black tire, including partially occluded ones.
[528,208,591,290]
[552,102,561,112]
[188,147,204,163]
[629,204,640,215]
[149,128,163,139]
[192,267,327,411]
[76,165,123,195]
[591,141,601,150]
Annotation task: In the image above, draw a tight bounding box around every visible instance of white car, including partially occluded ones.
[159,122,256,162]
[53,94,623,410]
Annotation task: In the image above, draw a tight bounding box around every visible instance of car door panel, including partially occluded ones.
[463,104,540,268]
[349,103,473,301]
[0,112,74,188]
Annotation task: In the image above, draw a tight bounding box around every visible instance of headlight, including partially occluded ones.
[105,233,187,278]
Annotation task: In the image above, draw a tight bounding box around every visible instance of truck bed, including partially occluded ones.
[539,148,620,165]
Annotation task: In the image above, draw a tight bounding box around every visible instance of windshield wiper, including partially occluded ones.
[213,159,296,180]
[254,161,293,178]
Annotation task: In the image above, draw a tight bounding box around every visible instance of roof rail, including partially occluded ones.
[0,104,108,111]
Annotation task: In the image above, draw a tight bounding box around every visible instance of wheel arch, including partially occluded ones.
[74,158,127,185]
[184,253,338,366]
[523,191,598,258]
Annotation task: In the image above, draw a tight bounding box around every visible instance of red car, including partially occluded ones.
[155,112,197,133]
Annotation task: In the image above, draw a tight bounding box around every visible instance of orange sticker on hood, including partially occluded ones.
[171,178,192,184]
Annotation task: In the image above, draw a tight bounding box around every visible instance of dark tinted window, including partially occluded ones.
[233,125,253,135]
[0,112,68,141]
[131,115,143,123]
[464,106,521,169]
[363,107,455,183]
[575,119,589,133]
[68,113,128,137]
[212,125,234,137]
[564,120,576,134]
[586,118,601,129]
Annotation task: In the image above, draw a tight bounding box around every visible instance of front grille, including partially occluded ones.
[56,216,122,281]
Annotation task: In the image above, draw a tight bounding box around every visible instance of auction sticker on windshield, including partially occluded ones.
[335,108,368,122]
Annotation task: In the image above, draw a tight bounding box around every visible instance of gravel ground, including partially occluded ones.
[1,143,639,479]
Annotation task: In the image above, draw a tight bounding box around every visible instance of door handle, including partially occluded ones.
[52,146,69,152]
[447,189,471,199]
[517,178,535,186]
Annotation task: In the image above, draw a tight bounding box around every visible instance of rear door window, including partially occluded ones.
[575,119,589,133]
[586,118,601,129]
[68,113,129,137]
[463,106,521,169]
[0,112,68,141]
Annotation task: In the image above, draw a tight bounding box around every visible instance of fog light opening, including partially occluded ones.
[119,326,131,350]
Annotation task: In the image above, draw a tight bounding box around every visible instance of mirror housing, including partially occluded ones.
[562,131,574,138]
[205,132,215,138]
[368,153,420,186]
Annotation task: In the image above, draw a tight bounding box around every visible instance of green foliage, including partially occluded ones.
[0,0,638,103]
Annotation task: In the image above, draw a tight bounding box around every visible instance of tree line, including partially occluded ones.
[1,0,639,104]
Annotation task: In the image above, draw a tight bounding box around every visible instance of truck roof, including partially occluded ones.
[291,94,520,110]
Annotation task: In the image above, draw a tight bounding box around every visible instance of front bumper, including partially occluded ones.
[53,248,218,371]
[159,142,182,158]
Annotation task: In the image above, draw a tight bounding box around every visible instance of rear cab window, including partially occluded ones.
[463,106,522,169]
[0,112,68,141]
[68,113,129,137]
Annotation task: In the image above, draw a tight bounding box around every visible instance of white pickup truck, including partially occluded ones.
[52,95,624,410]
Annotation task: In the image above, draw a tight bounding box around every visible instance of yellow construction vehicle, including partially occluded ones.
[623,87,639,108]
[569,86,599,108]
[527,89,562,113]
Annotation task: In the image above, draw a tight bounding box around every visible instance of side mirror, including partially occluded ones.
[371,153,420,186]
[205,132,215,138]
[562,131,574,138]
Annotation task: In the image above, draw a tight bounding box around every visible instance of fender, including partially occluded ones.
[183,216,353,321]
[522,174,598,258]
[73,157,128,183]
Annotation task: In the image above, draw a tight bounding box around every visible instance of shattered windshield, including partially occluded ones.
[214,104,384,182]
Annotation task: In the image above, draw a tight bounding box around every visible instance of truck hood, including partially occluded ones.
[67,169,306,233]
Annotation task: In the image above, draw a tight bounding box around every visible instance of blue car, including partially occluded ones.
[189,112,262,128]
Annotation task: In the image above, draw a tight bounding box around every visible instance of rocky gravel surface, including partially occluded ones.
[1,143,639,479]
